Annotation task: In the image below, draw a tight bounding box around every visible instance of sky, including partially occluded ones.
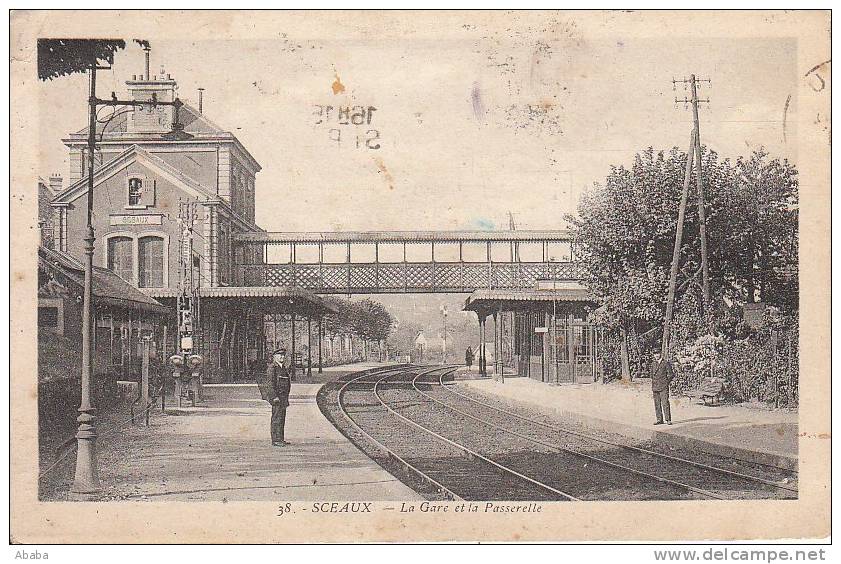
[37,14,798,234]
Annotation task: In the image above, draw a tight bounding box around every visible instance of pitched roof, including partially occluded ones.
[52,144,216,203]
[38,246,170,314]
[75,102,227,137]
[65,101,261,172]
[50,144,262,233]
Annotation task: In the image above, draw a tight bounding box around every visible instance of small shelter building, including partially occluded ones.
[464,281,603,384]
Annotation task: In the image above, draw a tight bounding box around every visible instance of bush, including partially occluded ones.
[593,295,799,407]
[672,333,725,393]
[715,317,798,407]
[669,306,798,406]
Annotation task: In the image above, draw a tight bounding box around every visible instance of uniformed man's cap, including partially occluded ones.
[273,348,287,355]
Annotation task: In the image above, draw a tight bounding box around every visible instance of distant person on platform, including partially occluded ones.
[651,350,675,426]
[260,348,293,446]
[465,346,474,371]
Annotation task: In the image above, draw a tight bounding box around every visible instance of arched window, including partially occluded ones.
[107,236,134,283]
[128,178,143,206]
[138,236,164,288]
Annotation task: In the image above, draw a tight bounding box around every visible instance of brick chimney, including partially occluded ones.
[48,174,62,194]
[125,46,177,134]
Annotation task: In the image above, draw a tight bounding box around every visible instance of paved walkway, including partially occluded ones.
[94,363,421,501]
[460,376,798,471]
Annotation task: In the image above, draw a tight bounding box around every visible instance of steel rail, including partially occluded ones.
[439,374,798,495]
[336,364,463,501]
[376,367,580,501]
[410,372,729,500]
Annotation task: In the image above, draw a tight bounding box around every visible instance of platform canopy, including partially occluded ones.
[39,246,170,315]
[464,286,594,314]
[143,286,337,316]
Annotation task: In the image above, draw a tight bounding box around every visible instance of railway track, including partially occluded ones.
[341,366,689,500]
[332,365,798,501]
[386,368,700,500]
[420,371,798,500]
[337,365,570,501]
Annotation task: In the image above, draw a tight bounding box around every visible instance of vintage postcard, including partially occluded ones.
[10,9,830,543]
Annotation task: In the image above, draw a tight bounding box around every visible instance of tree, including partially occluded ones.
[388,319,424,358]
[567,146,700,376]
[349,299,394,360]
[567,145,798,373]
[37,39,127,81]
[321,297,395,361]
[357,299,394,342]
[706,149,798,310]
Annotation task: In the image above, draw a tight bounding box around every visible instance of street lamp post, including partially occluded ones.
[70,66,100,496]
[71,65,188,497]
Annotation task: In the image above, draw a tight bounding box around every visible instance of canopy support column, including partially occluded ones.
[307,315,313,377]
[478,314,486,377]
[496,306,505,383]
[290,311,296,379]
[317,316,323,374]
[493,309,500,382]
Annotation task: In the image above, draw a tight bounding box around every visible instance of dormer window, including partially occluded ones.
[128,178,143,206]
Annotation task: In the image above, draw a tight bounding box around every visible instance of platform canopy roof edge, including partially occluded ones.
[142,286,337,316]
[463,286,595,315]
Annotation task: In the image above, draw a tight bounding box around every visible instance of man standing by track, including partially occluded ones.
[651,351,675,425]
[261,348,293,446]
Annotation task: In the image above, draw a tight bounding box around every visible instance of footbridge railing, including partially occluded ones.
[233,230,586,294]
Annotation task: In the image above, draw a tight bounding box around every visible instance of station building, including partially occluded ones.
[46,53,598,386]
[49,57,333,383]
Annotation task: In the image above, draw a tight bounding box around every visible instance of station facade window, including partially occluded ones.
[107,236,134,283]
[125,176,154,208]
[128,178,143,206]
[105,232,169,288]
[138,236,164,288]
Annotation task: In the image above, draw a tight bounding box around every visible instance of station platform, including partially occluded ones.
[91,362,421,501]
[459,376,798,471]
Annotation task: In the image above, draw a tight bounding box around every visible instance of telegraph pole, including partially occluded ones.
[674,75,712,308]
[689,75,711,307]
[662,131,696,358]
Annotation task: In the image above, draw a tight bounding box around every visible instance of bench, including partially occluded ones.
[685,377,726,406]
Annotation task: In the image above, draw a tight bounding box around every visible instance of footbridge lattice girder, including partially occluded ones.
[233,230,585,294]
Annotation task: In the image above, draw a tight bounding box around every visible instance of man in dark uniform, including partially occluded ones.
[263,348,292,446]
[651,351,675,425]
